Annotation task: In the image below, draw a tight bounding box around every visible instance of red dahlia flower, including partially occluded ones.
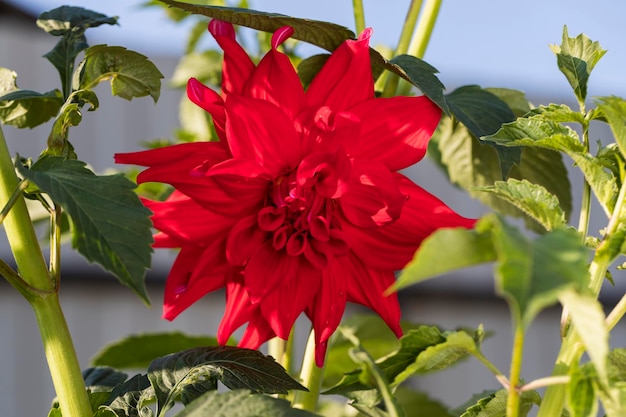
[115,21,475,366]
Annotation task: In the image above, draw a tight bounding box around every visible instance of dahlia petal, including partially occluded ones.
[306,28,374,110]
[144,192,234,244]
[260,260,321,339]
[163,244,227,320]
[239,313,277,350]
[346,96,442,170]
[343,252,402,338]
[271,26,295,49]
[226,215,269,266]
[297,149,351,198]
[340,158,405,227]
[187,78,226,137]
[307,260,348,366]
[342,173,477,270]
[209,20,255,96]
[243,242,300,303]
[217,273,258,345]
[115,141,229,170]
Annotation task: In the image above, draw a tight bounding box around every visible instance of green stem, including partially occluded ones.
[292,329,325,412]
[0,125,91,417]
[407,0,443,59]
[506,325,525,417]
[606,292,626,331]
[351,0,366,35]
[381,0,424,97]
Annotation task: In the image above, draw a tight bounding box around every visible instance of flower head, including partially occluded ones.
[115,21,475,366]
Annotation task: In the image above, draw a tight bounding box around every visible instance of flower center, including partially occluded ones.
[257,168,348,269]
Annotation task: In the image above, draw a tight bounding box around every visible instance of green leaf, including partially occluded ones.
[91,332,222,370]
[103,374,154,417]
[172,389,319,417]
[157,0,355,52]
[567,366,598,417]
[454,389,541,417]
[549,26,607,102]
[83,367,129,388]
[484,117,616,216]
[37,6,118,98]
[0,68,64,128]
[476,179,567,232]
[148,346,306,416]
[489,215,589,328]
[446,85,519,177]
[387,54,447,113]
[559,289,608,383]
[527,103,586,124]
[170,50,222,88]
[596,96,626,161]
[75,45,163,102]
[393,222,496,291]
[297,54,330,88]
[16,156,153,302]
[608,349,626,382]
[395,387,453,417]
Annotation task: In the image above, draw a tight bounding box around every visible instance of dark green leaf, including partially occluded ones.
[454,389,541,417]
[83,367,129,388]
[297,54,330,88]
[476,179,567,232]
[158,0,355,52]
[91,332,222,370]
[172,389,319,417]
[387,55,447,113]
[37,6,118,36]
[16,156,153,302]
[446,85,519,177]
[148,346,306,415]
[46,103,81,158]
[393,222,496,291]
[395,387,454,417]
[104,374,154,417]
[75,45,163,102]
[489,215,589,328]
[549,26,606,102]
[0,68,64,128]
[567,367,598,417]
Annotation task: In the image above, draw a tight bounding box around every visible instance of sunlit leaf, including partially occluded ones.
[596,96,626,161]
[527,103,586,124]
[16,156,153,302]
[91,332,222,370]
[75,45,163,102]
[476,178,567,232]
[549,26,607,102]
[393,222,496,292]
[490,215,589,328]
[559,289,608,384]
[454,389,541,417]
[0,68,64,128]
[172,389,319,417]
[148,346,306,415]
[567,365,598,417]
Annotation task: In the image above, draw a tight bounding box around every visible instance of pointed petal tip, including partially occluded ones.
[208,19,235,39]
[272,26,294,49]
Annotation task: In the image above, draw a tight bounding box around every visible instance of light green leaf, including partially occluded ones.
[170,50,222,88]
[476,178,567,232]
[393,222,496,292]
[549,26,607,102]
[485,117,617,216]
[172,389,319,417]
[489,215,589,328]
[527,103,586,124]
[148,346,306,416]
[567,366,598,417]
[596,96,626,160]
[75,45,163,102]
[0,68,64,128]
[91,332,222,370]
[16,156,153,302]
[559,289,608,383]
[455,389,541,417]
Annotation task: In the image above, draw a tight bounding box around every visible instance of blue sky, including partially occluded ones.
[9,0,626,99]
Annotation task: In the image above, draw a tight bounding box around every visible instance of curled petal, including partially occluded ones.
[209,20,255,96]
[187,78,226,137]
[271,26,294,49]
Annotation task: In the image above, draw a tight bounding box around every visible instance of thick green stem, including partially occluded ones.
[351,0,366,35]
[0,125,91,417]
[292,329,325,412]
[407,0,443,59]
[506,325,525,417]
